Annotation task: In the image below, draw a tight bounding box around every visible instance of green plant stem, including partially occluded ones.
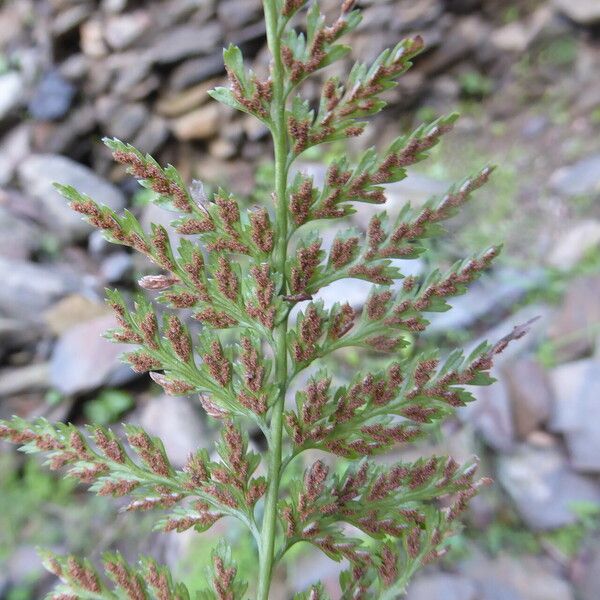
[257,1,288,599]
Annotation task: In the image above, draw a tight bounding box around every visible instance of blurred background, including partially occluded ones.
[1,0,599,598]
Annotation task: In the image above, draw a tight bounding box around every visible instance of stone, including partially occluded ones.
[217,0,261,29]
[502,357,553,438]
[131,115,169,154]
[155,79,216,118]
[28,70,76,121]
[42,104,97,154]
[81,18,108,57]
[151,22,222,64]
[549,359,592,433]
[461,376,514,451]
[0,257,79,323]
[407,573,477,600]
[550,359,600,472]
[52,4,94,37]
[548,275,600,361]
[0,71,24,120]
[547,220,600,270]
[0,205,41,259]
[578,542,600,600]
[18,154,126,241]
[170,104,222,140]
[50,314,136,395]
[168,54,225,91]
[100,100,148,139]
[491,21,530,53]
[104,10,151,50]
[138,395,207,468]
[0,363,50,398]
[497,443,600,530]
[552,0,600,25]
[462,552,574,600]
[43,294,110,335]
[550,155,600,198]
[0,124,30,185]
[100,251,134,282]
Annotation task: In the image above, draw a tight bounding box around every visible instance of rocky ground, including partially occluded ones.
[1,0,600,598]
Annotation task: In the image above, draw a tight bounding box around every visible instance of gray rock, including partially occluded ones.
[168,53,225,91]
[42,103,97,154]
[0,124,31,185]
[548,275,600,361]
[28,71,76,121]
[547,220,600,270]
[0,71,24,120]
[138,395,206,468]
[462,552,573,600]
[104,10,151,50]
[0,362,50,397]
[550,359,600,472]
[52,4,94,37]
[502,357,553,438]
[18,154,126,241]
[50,314,136,395]
[578,542,600,600]
[0,205,41,259]
[0,257,78,322]
[132,115,169,155]
[407,573,477,600]
[170,103,222,140]
[151,22,222,64]
[217,0,261,28]
[497,443,600,530]
[552,0,600,25]
[550,155,600,198]
[100,101,148,140]
[100,252,133,283]
[462,376,514,451]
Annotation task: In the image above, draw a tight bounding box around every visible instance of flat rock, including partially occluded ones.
[104,10,151,49]
[497,443,600,530]
[0,71,24,120]
[407,573,477,600]
[502,357,553,438]
[548,275,600,361]
[131,114,169,155]
[550,359,600,472]
[138,395,207,468]
[0,257,79,322]
[170,103,222,140]
[0,205,41,259]
[462,552,574,600]
[0,124,30,185]
[155,79,216,118]
[28,70,76,121]
[548,220,600,270]
[552,0,600,25]
[0,363,50,397]
[461,376,514,452]
[151,22,222,64]
[50,314,136,395]
[43,294,110,335]
[18,154,126,241]
[578,542,600,600]
[550,155,600,197]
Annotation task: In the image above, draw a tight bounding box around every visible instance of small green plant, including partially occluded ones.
[83,389,135,426]
[0,1,533,597]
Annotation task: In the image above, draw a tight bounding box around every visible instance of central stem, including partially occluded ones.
[258,2,288,599]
